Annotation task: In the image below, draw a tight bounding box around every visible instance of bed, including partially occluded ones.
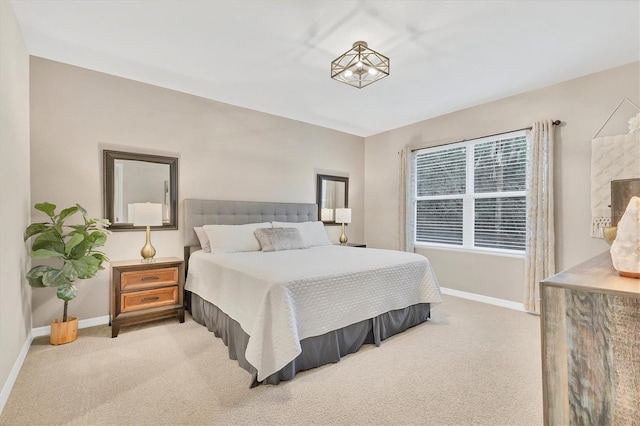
[183,199,442,387]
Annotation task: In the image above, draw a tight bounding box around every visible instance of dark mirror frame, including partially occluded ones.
[103,150,178,231]
[316,174,349,225]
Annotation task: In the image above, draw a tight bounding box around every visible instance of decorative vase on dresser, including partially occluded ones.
[110,257,185,338]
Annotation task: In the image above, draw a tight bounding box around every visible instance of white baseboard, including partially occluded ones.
[1,315,110,415]
[440,287,526,312]
[31,315,110,338]
[0,331,33,415]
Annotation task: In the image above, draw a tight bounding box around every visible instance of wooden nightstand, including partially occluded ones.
[110,257,185,338]
[341,243,366,248]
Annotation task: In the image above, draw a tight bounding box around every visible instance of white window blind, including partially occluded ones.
[414,131,527,253]
[416,147,466,196]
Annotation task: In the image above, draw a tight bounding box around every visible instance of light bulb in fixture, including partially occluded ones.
[330,40,389,88]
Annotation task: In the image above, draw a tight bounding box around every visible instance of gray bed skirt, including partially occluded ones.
[188,292,431,387]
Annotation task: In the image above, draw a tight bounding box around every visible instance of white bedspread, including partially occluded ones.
[186,245,442,381]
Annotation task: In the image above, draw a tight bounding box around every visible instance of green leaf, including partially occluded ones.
[87,231,107,247]
[34,227,61,241]
[92,218,112,228]
[53,223,64,236]
[26,265,55,288]
[91,253,109,271]
[34,202,56,217]
[76,204,87,217]
[30,249,65,259]
[68,256,101,279]
[24,223,50,241]
[69,241,90,260]
[58,206,78,222]
[57,284,78,302]
[43,268,72,287]
[32,240,65,255]
[32,228,64,253]
[91,252,109,263]
[61,262,79,281]
[65,233,85,255]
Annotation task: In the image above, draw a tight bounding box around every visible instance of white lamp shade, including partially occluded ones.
[321,208,334,221]
[132,203,163,226]
[334,208,352,224]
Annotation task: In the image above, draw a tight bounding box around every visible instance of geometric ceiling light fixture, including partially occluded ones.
[331,41,390,89]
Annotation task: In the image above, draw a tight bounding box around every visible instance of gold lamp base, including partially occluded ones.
[140,225,156,263]
[339,223,348,245]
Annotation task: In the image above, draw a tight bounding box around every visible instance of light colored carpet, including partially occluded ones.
[0,296,542,425]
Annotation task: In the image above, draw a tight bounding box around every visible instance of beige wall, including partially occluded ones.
[29,57,365,328]
[0,1,32,407]
[365,62,640,303]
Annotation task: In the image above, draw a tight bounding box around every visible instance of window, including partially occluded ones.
[414,131,527,253]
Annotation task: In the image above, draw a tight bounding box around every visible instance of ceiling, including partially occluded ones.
[11,0,640,137]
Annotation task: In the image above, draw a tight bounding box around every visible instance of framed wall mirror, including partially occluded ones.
[316,174,348,225]
[103,150,178,231]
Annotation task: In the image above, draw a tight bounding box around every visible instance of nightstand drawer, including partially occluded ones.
[121,286,179,313]
[121,267,179,291]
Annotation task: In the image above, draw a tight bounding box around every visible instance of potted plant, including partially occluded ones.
[24,202,111,345]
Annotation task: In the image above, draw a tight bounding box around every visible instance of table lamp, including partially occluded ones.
[335,208,352,244]
[132,203,163,263]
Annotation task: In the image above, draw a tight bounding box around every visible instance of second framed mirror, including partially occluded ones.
[317,174,348,225]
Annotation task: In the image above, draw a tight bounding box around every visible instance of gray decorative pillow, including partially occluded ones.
[254,227,305,252]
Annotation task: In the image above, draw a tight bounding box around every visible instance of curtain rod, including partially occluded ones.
[410,120,561,152]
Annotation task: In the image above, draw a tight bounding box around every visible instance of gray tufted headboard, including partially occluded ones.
[183,199,318,249]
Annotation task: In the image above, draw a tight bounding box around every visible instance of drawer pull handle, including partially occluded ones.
[141,276,160,281]
[141,296,160,302]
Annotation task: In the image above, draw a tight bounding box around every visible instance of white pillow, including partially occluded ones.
[194,227,211,253]
[203,222,272,254]
[271,221,331,248]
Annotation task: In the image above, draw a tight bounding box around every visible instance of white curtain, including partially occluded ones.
[524,120,556,314]
[399,146,415,252]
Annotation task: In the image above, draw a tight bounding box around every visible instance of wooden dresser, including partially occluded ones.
[540,251,640,425]
[110,257,185,338]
